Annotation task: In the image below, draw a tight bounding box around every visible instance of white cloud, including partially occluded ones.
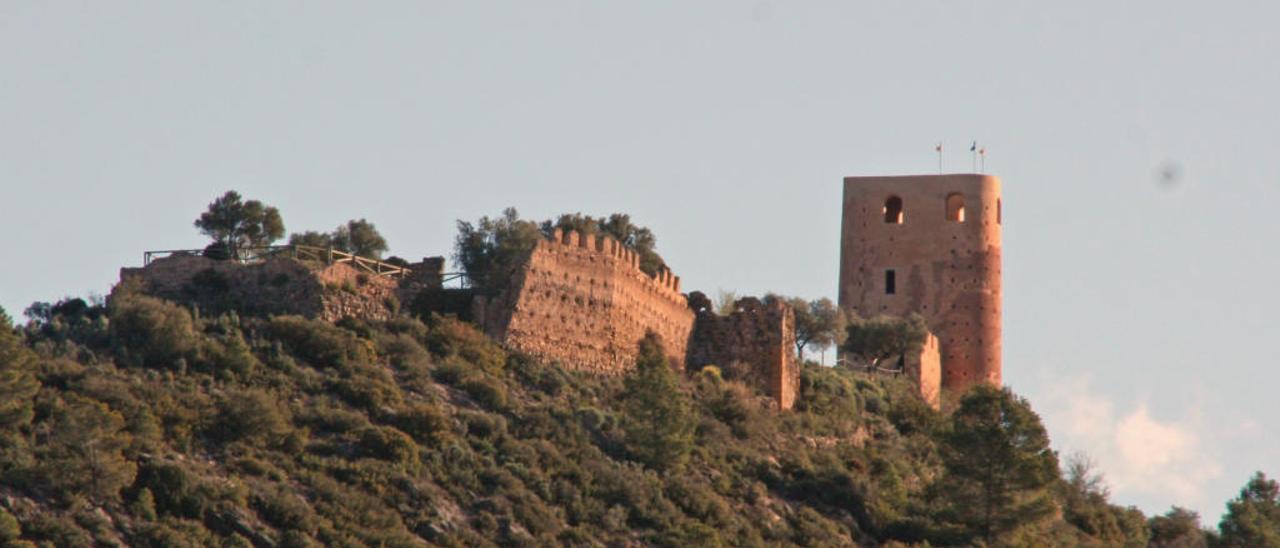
[1032,374,1222,515]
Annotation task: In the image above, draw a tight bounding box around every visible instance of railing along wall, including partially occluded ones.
[142,245,413,279]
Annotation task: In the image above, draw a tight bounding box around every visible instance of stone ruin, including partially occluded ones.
[685,292,800,411]
[117,231,802,410]
[472,230,799,410]
[117,254,443,322]
[473,229,695,374]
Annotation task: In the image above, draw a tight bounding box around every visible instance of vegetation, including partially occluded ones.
[779,296,846,359]
[194,190,285,260]
[2,292,1278,545]
[289,218,390,260]
[455,208,668,292]
[840,313,929,371]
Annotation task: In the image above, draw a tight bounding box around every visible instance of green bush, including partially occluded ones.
[266,316,369,369]
[109,295,198,368]
[461,377,508,411]
[393,402,451,445]
[211,389,290,444]
[355,426,419,469]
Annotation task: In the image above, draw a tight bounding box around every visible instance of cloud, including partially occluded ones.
[1034,374,1222,514]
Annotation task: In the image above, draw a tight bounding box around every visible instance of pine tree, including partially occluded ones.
[37,395,137,504]
[621,333,694,471]
[1218,472,1280,547]
[938,385,1059,544]
[0,308,39,471]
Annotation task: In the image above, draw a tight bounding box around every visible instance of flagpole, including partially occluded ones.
[936,143,943,174]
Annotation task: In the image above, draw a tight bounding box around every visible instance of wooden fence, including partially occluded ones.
[143,245,412,279]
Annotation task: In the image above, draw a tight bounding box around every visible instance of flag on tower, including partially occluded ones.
[970,141,977,152]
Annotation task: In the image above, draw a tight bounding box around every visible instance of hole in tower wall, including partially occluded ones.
[883,196,904,224]
[946,193,965,222]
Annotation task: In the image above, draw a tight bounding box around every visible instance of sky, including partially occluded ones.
[2,1,1277,524]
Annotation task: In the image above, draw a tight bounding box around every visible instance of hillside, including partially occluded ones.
[0,290,1267,546]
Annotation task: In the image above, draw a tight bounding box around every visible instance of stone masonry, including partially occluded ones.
[839,174,1002,394]
[686,293,800,410]
[118,254,443,322]
[476,229,695,374]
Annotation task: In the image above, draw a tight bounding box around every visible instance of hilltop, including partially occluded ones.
[0,293,1229,547]
[0,193,1275,546]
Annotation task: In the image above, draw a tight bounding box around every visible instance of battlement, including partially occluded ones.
[540,229,683,299]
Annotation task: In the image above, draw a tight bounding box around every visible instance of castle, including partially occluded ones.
[118,172,1001,411]
[470,229,799,410]
[838,174,1003,400]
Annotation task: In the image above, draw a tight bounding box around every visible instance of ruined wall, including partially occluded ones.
[118,254,439,322]
[903,332,941,409]
[838,174,1002,392]
[685,293,799,410]
[483,230,695,374]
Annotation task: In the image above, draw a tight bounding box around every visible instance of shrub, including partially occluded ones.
[253,487,319,535]
[461,377,508,411]
[266,316,369,369]
[211,389,291,444]
[393,402,451,445]
[109,295,198,369]
[356,426,420,469]
[333,373,403,412]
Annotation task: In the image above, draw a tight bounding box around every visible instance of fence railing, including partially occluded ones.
[143,245,413,279]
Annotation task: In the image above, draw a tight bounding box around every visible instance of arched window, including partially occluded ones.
[883,196,904,224]
[945,193,965,222]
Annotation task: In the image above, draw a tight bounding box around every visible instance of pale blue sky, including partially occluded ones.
[3,1,1277,522]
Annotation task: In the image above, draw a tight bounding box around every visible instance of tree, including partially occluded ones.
[840,314,928,371]
[108,294,198,369]
[287,230,333,249]
[37,395,137,504]
[621,333,695,471]
[937,385,1059,544]
[541,212,666,276]
[1149,506,1208,547]
[331,218,389,259]
[784,296,846,359]
[598,213,663,276]
[1060,452,1150,545]
[194,191,284,260]
[1217,472,1280,547]
[0,308,39,471]
[454,208,544,291]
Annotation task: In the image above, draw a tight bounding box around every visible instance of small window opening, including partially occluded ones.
[997,198,1002,224]
[883,196,904,224]
[885,269,897,295]
[946,193,965,222]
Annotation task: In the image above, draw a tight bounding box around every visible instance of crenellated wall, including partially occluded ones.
[685,293,799,410]
[480,229,695,373]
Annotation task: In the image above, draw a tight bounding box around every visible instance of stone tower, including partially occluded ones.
[838,174,1002,391]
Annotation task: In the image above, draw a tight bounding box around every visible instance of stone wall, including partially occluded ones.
[904,332,941,409]
[117,254,442,322]
[685,293,799,410]
[479,229,695,374]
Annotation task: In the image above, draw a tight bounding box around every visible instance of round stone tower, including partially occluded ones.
[838,174,1002,390]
